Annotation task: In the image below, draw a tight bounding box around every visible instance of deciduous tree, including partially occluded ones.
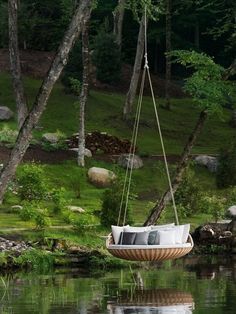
[0,0,93,203]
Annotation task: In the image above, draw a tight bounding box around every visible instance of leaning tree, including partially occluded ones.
[0,0,93,203]
[144,50,236,225]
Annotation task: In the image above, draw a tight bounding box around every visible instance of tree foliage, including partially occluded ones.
[170,50,235,115]
[92,31,121,83]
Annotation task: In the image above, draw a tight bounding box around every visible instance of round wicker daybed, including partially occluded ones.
[106,233,194,261]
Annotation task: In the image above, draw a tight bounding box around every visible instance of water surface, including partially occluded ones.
[0,256,236,313]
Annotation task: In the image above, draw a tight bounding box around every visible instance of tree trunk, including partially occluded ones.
[0,0,92,203]
[123,15,146,119]
[144,110,208,226]
[165,0,171,110]
[8,0,28,129]
[113,0,126,50]
[77,13,91,167]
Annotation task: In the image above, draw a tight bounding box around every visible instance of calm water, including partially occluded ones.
[0,256,236,314]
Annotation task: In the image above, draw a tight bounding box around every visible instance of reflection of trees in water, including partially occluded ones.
[183,255,236,280]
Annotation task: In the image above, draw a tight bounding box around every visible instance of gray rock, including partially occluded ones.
[42,133,60,144]
[88,167,116,188]
[67,206,85,213]
[84,148,92,158]
[0,237,30,253]
[69,148,92,158]
[0,106,14,121]
[118,154,143,169]
[227,205,236,217]
[195,155,218,173]
[11,205,23,210]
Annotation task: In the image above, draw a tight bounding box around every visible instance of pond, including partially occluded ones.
[0,255,236,313]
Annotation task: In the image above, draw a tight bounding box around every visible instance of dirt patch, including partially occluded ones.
[0,145,76,164]
[0,49,55,79]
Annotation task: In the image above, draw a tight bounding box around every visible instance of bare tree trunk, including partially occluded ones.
[165,0,171,110]
[8,0,28,128]
[0,0,92,204]
[123,15,146,119]
[77,13,91,167]
[144,110,208,226]
[113,0,126,50]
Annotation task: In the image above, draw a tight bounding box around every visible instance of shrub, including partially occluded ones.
[92,31,121,84]
[35,211,51,229]
[17,163,49,201]
[19,202,37,221]
[175,167,202,217]
[51,187,68,213]
[100,180,133,227]
[198,195,226,222]
[0,125,18,146]
[19,201,51,229]
[216,141,236,188]
[73,213,97,231]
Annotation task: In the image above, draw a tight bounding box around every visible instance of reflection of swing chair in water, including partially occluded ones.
[106,7,193,262]
[107,288,195,314]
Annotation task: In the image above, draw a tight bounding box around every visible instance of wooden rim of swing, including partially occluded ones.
[106,233,194,261]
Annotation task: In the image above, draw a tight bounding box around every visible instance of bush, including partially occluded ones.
[0,125,18,146]
[73,213,97,231]
[216,141,236,188]
[175,167,202,217]
[100,180,133,227]
[19,201,51,229]
[198,195,226,222]
[92,31,121,84]
[51,187,68,213]
[35,211,51,229]
[19,202,37,221]
[17,163,49,201]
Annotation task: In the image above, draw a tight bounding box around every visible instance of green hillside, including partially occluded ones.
[0,72,233,244]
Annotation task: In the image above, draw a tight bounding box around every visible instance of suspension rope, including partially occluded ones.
[146,68,179,225]
[117,68,146,225]
[117,5,179,227]
[122,67,146,227]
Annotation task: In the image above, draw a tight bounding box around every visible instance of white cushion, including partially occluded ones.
[151,223,175,230]
[111,225,129,244]
[174,225,185,244]
[182,224,190,243]
[158,229,176,245]
[124,226,152,233]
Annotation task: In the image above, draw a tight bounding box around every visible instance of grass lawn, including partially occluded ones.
[0,72,233,245]
[0,72,234,155]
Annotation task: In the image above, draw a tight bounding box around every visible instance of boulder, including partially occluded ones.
[69,148,92,157]
[85,148,92,158]
[118,154,143,169]
[0,106,14,121]
[195,155,218,172]
[42,133,59,144]
[67,205,85,213]
[88,167,116,188]
[11,205,23,210]
[227,205,236,218]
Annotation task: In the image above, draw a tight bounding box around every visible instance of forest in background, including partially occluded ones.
[0,0,235,76]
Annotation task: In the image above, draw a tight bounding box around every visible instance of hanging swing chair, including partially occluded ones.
[106,8,193,262]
